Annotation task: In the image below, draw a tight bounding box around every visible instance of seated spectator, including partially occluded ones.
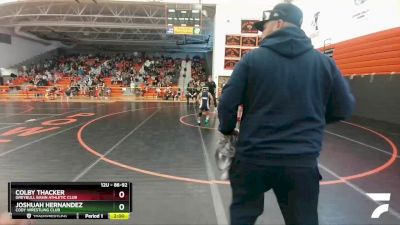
[7,53,208,100]
[164,86,173,100]
[173,88,181,101]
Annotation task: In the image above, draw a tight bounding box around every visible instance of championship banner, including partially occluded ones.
[240,48,253,58]
[241,20,258,34]
[217,76,230,97]
[241,36,258,47]
[225,35,241,46]
[224,59,239,70]
[225,47,241,58]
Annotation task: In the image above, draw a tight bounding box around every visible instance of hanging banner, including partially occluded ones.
[241,20,258,34]
[241,36,258,47]
[225,35,242,46]
[224,59,239,70]
[217,76,231,97]
[240,48,252,58]
[225,47,241,58]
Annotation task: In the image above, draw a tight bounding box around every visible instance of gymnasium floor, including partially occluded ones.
[0,101,399,225]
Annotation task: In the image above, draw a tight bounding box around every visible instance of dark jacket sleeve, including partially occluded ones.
[325,61,356,124]
[218,59,247,134]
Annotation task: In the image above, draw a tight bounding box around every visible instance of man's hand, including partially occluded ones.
[215,129,239,180]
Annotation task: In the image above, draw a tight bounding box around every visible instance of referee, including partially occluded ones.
[206,76,217,107]
[218,3,355,225]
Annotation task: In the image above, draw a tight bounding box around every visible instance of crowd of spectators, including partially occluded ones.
[190,56,207,82]
[3,54,208,99]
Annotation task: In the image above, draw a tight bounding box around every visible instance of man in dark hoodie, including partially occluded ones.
[218,3,355,225]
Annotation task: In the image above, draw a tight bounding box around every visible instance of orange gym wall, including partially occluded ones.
[318,27,400,76]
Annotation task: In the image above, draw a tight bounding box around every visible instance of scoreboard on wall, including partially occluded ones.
[166,4,202,35]
[8,182,132,220]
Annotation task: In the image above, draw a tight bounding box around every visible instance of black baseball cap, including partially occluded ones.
[253,3,303,31]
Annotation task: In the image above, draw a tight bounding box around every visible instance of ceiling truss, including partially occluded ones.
[0,0,215,51]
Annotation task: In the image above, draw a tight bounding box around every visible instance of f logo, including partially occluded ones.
[366,193,391,219]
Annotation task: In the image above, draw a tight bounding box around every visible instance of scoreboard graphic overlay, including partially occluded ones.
[8,182,132,220]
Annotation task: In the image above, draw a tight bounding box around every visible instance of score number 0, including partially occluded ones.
[118,191,126,211]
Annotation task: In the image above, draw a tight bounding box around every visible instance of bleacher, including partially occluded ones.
[0,54,208,101]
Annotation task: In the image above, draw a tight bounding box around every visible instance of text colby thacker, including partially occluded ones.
[16,202,83,208]
[15,190,65,195]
